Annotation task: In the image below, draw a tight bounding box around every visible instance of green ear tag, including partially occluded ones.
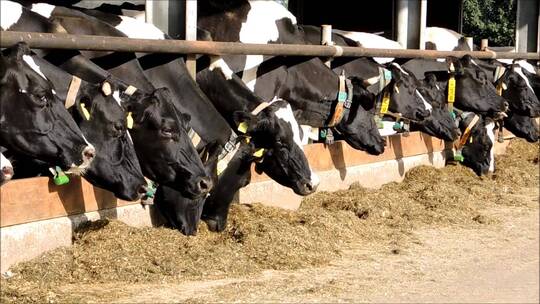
[383,69,392,80]
[337,91,347,102]
[450,111,456,120]
[53,166,70,185]
[237,122,248,133]
[319,129,327,139]
[454,152,464,162]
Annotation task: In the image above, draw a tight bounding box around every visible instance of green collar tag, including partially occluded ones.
[52,166,70,185]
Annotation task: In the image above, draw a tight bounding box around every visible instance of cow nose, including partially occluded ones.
[82,146,96,162]
[197,176,213,193]
[137,184,148,195]
[2,166,14,179]
[305,182,314,192]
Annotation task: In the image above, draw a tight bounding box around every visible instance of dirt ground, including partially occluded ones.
[2,140,538,303]
[25,189,538,304]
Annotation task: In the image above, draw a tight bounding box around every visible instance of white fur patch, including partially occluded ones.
[390,62,409,75]
[333,30,403,64]
[274,102,303,149]
[1,153,12,171]
[415,90,432,112]
[486,122,495,172]
[241,55,263,91]
[310,170,320,188]
[514,66,534,92]
[240,1,296,44]
[515,60,536,74]
[238,1,297,91]
[209,57,234,80]
[378,121,398,137]
[22,55,48,80]
[425,27,463,62]
[1,1,23,30]
[112,90,122,106]
[115,15,165,40]
[30,3,55,19]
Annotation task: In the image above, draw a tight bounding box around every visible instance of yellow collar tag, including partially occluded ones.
[126,112,134,129]
[496,83,503,96]
[80,103,91,120]
[237,122,248,133]
[447,77,456,102]
[380,91,390,114]
[253,148,265,158]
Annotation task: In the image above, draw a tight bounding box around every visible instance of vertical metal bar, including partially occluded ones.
[480,39,489,51]
[407,0,420,49]
[145,0,153,23]
[396,0,409,48]
[516,0,539,53]
[465,37,474,50]
[185,0,198,80]
[419,0,427,50]
[321,24,333,67]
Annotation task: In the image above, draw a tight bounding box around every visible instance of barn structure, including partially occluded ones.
[0,0,538,273]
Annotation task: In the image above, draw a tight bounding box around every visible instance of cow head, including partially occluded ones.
[69,80,148,201]
[416,73,459,141]
[120,87,212,199]
[0,42,95,172]
[336,79,386,155]
[504,112,539,143]
[496,63,540,117]
[233,99,316,195]
[0,152,14,184]
[447,56,507,116]
[385,63,432,121]
[456,113,495,176]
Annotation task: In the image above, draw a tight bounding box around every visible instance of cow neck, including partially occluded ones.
[452,110,480,162]
[141,58,232,147]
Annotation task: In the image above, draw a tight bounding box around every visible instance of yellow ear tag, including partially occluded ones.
[101,81,112,96]
[469,136,473,144]
[253,148,265,158]
[380,91,390,114]
[237,122,248,133]
[502,82,507,90]
[245,137,251,144]
[217,159,227,176]
[126,112,134,129]
[80,103,91,120]
[447,77,456,102]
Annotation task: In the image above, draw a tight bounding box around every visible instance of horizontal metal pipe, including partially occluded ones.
[1,31,539,60]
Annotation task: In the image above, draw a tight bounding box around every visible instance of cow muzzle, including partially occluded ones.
[1,165,14,182]
[66,145,96,175]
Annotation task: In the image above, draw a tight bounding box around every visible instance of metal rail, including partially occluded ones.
[1,31,539,60]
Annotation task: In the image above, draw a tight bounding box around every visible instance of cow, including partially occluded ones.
[28,54,148,200]
[503,112,539,143]
[300,25,458,141]
[47,5,319,233]
[0,152,14,185]
[0,42,96,173]
[2,1,213,199]
[198,0,387,155]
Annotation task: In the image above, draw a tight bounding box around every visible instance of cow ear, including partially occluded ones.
[233,111,256,133]
[8,42,31,62]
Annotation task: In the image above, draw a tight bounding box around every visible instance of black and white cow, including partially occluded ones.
[0,151,14,185]
[198,0,387,155]
[2,1,213,198]
[46,5,319,233]
[0,42,96,173]
[28,54,148,200]
[300,26,458,141]
[503,112,539,143]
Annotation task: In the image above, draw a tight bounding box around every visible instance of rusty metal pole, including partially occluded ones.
[1,31,538,60]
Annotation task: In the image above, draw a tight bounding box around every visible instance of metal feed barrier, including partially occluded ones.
[1,31,539,60]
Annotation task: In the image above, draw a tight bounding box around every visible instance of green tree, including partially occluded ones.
[463,0,516,46]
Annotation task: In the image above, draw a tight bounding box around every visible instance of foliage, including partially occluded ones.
[463,0,517,46]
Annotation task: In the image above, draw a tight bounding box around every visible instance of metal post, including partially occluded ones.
[407,0,421,49]
[321,24,333,67]
[516,0,539,53]
[480,39,489,51]
[465,37,474,50]
[395,0,408,48]
[185,0,197,79]
[419,0,427,50]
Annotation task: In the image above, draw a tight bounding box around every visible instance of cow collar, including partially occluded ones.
[453,111,480,162]
[65,75,82,109]
[326,71,354,127]
[494,66,508,96]
[216,98,277,175]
